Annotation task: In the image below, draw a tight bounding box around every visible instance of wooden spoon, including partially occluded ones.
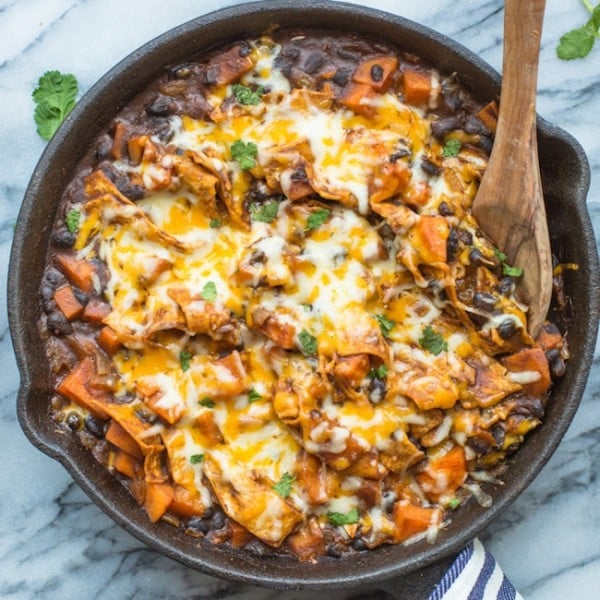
[472,0,552,338]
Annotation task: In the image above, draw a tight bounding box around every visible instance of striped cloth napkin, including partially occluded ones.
[428,539,523,599]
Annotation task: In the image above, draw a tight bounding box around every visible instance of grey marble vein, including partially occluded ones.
[0,0,598,598]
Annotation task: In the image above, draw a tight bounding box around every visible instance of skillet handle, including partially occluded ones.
[375,553,458,600]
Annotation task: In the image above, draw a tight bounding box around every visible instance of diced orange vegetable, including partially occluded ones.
[105,420,143,459]
[54,253,96,293]
[286,518,325,561]
[416,446,467,503]
[352,56,399,91]
[111,121,127,160]
[501,347,551,396]
[207,44,254,86]
[369,161,411,203]
[411,215,449,264]
[392,502,441,543]
[476,100,498,134]
[402,70,432,106]
[536,324,563,353]
[168,485,206,519]
[56,357,109,420]
[82,299,112,323]
[339,83,376,117]
[194,411,223,446]
[97,326,121,356]
[144,481,174,523]
[53,285,84,320]
[113,450,142,480]
[229,521,254,548]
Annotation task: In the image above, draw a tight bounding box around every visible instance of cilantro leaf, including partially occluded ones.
[180,350,192,372]
[447,497,461,510]
[298,329,318,356]
[327,507,360,526]
[248,388,262,403]
[32,71,78,140]
[373,313,395,339]
[493,247,507,262]
[442,138,461,157]
[368,365,388,379]
[250,200,280,223]
[273,472,295,497]
[201,281,217,301]
[232,83,264,105]
[209,218,221,228]
[419,325,448,355]
[306,208,331,231]
[231,139,258,170]
[190,454,204,464]
[502,263,524,277]
[556,25,596,59]
[199,397,215,408]
[65,209,81,234]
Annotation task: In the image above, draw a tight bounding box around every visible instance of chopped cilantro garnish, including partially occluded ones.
[180,350,192,372]
[273,472,295,497]
[232,83,264,105]
[493,247,507,262]
[442,138,462,157]
[248,388,262,403]
[65,209,80,234]
[419,325,448,355]
[327,507,360,526]
[306,208,331,232]
[250,200,280,223]
[448,497,461,509]
[373,313,395,339]
[368,365,388,379]
[201,281,217,301]
[231,139,258,170]
[199,397,215,408]
[32,70,79,140]
[557,4,600,60]
[298,329,318,356]
[190,454,204,464]
[502,263,524,277]
[209,218,221,228]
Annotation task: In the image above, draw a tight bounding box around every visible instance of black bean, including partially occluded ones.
[464,115,489,135]
[135,408,157,424]
[211,511,226,530]
[281,46,300,61]
[202,506,214,520]
[115,177,145,201]
[290,166,308,182]
[550,356,566,377]
[336,47,361,61]
[441,73,463,112]
[370,64,384,82]
[469,247,484,265]
[496,276,516,296]
[491,425,505,446]
[145,96,174,117]
[96,137,112,162]
[326,543,343,558]
[40,283,55,301]
[72,288,88,306]
[446,228,460,260]
[542,322,561,337]
[65,411,82,431]
[45,267,63,286]
[51,229,76,248]
[467,434,493,454]
[472,292,497,312]
[545,348,560,363]
[438,201,454,216]
[421,158,441,177]
[389,148,411,162]
[84,415,106,438]
[352,537,368,551]
[368,377,386,403]
[203,66,219,86]
[47,311,72,335]
[497,319,517,339]
[478,135,493,154]
[238,42,251,57]
[304,52,325,74]
[431,116,461,140]
[457,228,473,246]
[332,67,351,87]
[187,517,210,534]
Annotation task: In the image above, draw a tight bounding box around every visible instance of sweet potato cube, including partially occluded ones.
[144,482,174,523]
[82,299,112,323]
[53,285,84,320]
[402,70,432,106]
[106,420,144,459]
[352,56,398,91]
[392,502,441,543]
[416,446,467,503]
[55,253,96,293]
[97,326,121,356]
[113,450,142,480]
[168,485,207,519]
[501,347,551,396]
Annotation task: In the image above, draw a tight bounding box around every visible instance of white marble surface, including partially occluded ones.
[1,0,598,598]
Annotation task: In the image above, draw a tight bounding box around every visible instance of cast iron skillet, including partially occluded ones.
[8,0,600,596]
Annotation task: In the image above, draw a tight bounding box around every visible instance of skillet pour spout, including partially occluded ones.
[8,0,599,592]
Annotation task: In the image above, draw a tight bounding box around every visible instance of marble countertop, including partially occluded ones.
[1,0,598,598]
